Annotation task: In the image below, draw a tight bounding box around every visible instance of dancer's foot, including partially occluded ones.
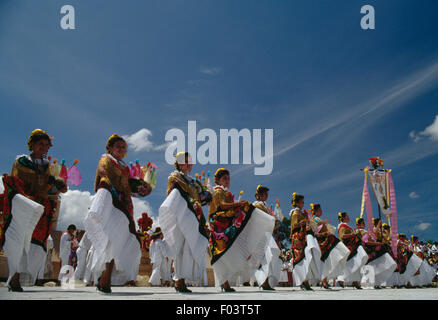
[352,282,362,289]
[300,281,313,291]
[321,278,331,290]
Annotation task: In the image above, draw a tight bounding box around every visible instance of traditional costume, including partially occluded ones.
[208,170,275,289]
[58,230,73,281]
[381,225,401,287]
[0,129,66,290]
[336,215,368,287]
[251,186,282,289]
[394,235,422,286]
[148,228,172,286]
[73,232,92,282]
[37,235,54,281]
[309,204,350,286]
[355,220,397,287]
[289,194,322,288]
[84,135,149,288]
[411,237,436,287]
[158,153,211,289]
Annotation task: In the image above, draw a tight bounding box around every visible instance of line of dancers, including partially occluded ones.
[0,129,436,293]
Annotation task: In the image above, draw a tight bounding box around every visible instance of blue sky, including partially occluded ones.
[1,0,438,240]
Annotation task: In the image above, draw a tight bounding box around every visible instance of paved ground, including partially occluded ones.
[1,285,437,300]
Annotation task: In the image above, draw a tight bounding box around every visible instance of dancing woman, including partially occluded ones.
[395,234,422,288]
[84,134,151,293]
[381,223,401,287]
[410,236,436,287]
[336,213,368,289]
[1,129,67,292]
[355,218,396,288]
[289,193,322,290]
[252,185,282,291]
[209,169,275,292]
[309,204,350,289]
[159,152,211,293]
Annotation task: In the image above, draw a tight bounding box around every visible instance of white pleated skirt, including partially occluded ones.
[337,245,368,284]
[292,234,322,286]
[279,270,289,282]
[211,208,275,287]
[383,271,400,287]
[3,194,45,286]
[73,242,91,281]
[254,234,282,288]
[149,260,170,285]
[320,241,350,281]
[399,253,422,285]
[84,188,141,286]
[367,252,397,286]
[159,189,208,283]
[410,260,436,286]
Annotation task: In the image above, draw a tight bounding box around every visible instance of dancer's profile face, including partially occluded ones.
[297,198,304,209]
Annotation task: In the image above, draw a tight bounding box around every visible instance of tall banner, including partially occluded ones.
[367,169,391,218]
[361,157,398,256]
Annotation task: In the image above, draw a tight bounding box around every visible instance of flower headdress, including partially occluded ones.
[106,134,127,158]
[291,192,303,207]
[214,168,229,184]
[338,212,347,222]
[28,129,52,151]
[310,203,320,214]
[174,152,192,171]
[255,185,269,200]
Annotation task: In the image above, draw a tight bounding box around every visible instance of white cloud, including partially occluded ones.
[123,128,154,152]
[409,192,420,199]
[421,115,438,141]
[57,189,156,231]
[200,66,222,76]
[415,222,432,231]
[122,128,171,153]
[58,190,94,231]
[410,115,438,142]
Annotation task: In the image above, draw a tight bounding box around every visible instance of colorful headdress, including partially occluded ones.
[174,152,193,171]
[338,212,347,222]
[214,168,230,184]
[382,223,390,229]
[372,217,380,226]
[356,217,364,226]
[310,203,320,214]
[106,134,127,157]
[28,129,52,151]
[255,185,269,200]
[291,192,303,207]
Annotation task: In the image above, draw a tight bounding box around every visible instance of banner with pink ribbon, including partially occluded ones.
[387,171,398,257]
